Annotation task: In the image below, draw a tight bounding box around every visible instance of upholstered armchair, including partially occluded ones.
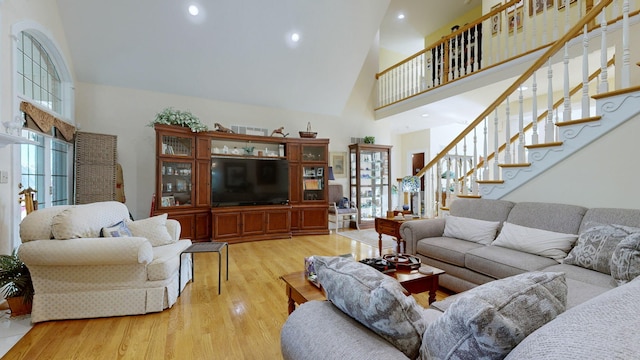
[17,201,192,323]
[328,184,359,232]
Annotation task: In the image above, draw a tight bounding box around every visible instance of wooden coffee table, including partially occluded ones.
[280,264,445,314]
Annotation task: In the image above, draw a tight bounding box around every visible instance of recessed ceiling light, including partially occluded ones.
[421,113,429,117]
[188,5,199,16]
[397,13,405,20]
[291,33,300,42]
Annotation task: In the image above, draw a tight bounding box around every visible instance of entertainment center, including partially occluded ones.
[153,124,330,243]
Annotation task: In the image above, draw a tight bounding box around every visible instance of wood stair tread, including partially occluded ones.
[498,163,531,168]
[477,180,505,184]
[556,116,601,127]
[457,194,481,199]
[525,141,563,149]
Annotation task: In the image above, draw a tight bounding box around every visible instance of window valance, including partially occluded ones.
[19,101,75,142]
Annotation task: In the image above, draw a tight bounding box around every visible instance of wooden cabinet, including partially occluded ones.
[211,205,291,243]
[349,143,392,229]
[154,124,211,241]
[288,138,330,236]
[154,124,329,242]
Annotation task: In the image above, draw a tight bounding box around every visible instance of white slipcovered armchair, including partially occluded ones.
[18,201,192,323]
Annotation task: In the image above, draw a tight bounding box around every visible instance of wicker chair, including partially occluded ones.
[328,184,359,232]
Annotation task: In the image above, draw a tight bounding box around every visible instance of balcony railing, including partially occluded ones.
[374,0,633,110]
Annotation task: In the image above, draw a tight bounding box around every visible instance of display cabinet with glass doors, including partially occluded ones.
[348,143,392,228]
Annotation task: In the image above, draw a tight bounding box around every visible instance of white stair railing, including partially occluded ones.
[375,0,635,110]
[411,0,635,217]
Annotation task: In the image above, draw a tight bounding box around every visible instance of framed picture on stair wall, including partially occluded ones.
[508,7,523,33]
[557,0,577,10]
[491,3,501,35]
[530,0,554,16]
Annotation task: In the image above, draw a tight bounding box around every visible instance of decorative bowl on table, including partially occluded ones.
[299,131,317,138]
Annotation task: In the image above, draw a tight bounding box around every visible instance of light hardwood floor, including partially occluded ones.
[4,232,450,360]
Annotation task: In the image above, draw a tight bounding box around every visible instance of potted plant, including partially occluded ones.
[0,249,34,316]
[363,136,375,144]
[148,107,208,132]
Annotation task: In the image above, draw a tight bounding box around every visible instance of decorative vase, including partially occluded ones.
[402,204,410,211]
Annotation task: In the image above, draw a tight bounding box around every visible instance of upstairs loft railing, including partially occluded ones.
[375,0,632,109]
[403,0,638,217]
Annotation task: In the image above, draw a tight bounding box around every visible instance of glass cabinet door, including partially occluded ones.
[302,145,326,162]
[160,160,193,207]
[302,165,325,201]
[161,134,193,156]
[349,144,392,226]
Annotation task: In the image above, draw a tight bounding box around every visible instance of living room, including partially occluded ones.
[1,0,640,358]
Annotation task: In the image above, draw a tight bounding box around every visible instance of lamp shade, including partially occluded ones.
[401,176,420,193]
[327,166,335,181]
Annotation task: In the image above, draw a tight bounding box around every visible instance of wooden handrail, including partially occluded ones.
[416,0,614,179]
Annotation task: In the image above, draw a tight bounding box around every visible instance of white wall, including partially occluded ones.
[0,0,74,254]
[74,41,396,219]
[504,113,640,208]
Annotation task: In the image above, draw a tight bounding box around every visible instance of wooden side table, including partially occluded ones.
[374,217,409,256]
[280,271,325,314]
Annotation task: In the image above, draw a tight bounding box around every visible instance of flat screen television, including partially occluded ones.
[211,157,289,207]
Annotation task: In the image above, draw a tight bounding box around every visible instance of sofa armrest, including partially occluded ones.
[281,301,411,360]
[400,218,446,255]
[18,237,154,266]
[165,219,181,240]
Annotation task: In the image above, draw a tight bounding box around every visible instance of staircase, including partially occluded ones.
[480,86,640,199]
[377,0,640,216]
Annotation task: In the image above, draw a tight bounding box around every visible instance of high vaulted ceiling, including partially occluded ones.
[55,0,482,121]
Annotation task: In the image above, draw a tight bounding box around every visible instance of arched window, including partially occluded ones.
[13,23,74,222]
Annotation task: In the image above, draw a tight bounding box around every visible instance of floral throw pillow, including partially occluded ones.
[314,256,428,359]
[610,230,640,286]
[421,272,567,360]
[100,220,132,238]
[564,224,633,274]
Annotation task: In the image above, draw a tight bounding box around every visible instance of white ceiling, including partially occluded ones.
[380,0,482,55]
[55,0,482,128]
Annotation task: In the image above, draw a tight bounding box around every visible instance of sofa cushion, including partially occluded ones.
[51,201,130,239]
[505,277,640,360]
[443,216,500,245]
[465,245,558,279]
[127,214,175,247]
[281,301,414,360]
[20,205,72,242]
[416,237,485,267]
[563,224,634,274]
[314,256,427,359]
[492,222,578,261]
[421,272,567,360]
[578,207,640,234]
[506,202,587,235]
[100,220,133,237]
[449,198,514,225]
[541,263,614,288]
[147,239,192,281]
[610,230,640,286]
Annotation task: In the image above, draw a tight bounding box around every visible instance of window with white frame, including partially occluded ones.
[16,29,74,218]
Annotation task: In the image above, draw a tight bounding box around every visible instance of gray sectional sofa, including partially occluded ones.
[280,199,640,359]
[400,198,640,308]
